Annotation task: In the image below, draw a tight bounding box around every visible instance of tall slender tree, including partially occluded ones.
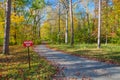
[58,1,61,44]
[60,0,69,44]
[3,0,12,54]
[98,0,101,48]
[69,0,74,46]
[65,9,68,44]
[65,0,69,44]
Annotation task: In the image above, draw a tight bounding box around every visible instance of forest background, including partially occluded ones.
[0,0,120,51]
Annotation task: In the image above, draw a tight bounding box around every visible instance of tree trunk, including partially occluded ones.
[69,0,74,46]
[14,0,17,45]
[14,29,17,45]
[58,2,61,44]
[87,13,90,43]
[105,0,109,45]
[38,11,41,39]
[3,0,12,54]
[98,0,101,48]
[65,10,68,44]
[38,23,41,39]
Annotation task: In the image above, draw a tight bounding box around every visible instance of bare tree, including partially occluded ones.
[3,0,12,54]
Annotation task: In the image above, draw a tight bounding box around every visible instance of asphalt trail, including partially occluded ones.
[34,45,120,80]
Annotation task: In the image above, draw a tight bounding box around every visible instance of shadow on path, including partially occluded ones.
[34,45,120,80]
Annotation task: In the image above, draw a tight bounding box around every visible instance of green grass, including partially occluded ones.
[0,45,56,80]
[49,43,120,65]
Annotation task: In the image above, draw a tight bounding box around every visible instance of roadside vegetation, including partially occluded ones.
[49,43,120,65]
[0,45,56,80]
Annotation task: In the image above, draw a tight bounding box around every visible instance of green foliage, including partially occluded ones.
[0,38,3,46]
[32,0,45,9]
[34,39,41,44]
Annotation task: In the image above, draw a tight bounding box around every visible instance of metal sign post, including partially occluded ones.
[23,40,33,70]
[27,47,31,69]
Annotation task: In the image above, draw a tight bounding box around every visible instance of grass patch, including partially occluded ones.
[49,43,120,65]
[0,45,56,80]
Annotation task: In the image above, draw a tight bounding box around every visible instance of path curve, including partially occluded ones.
[34,45,120,80]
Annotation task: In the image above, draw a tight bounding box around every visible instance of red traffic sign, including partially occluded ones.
[23,40,33,47]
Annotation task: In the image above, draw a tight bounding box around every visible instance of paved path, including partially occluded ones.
[34,45,120,80]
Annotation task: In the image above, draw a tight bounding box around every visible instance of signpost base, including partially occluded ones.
[28,47,31,70]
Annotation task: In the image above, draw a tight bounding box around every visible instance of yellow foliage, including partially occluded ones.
[0,22,4,26]
[0,23,4,38]
[11,13,24,24]
[41,22,51,39]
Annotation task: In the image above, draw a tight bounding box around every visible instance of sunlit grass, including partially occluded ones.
[0,45,56,79]
[49,43,120,65]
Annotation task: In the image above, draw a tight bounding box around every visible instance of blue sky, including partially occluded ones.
[45,0,95,14]
[0,0,4,2]
[0,0,95,16]
[0,0,95,13]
